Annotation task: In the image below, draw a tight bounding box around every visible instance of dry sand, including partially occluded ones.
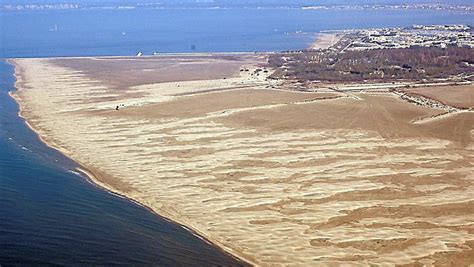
[405,84,474,109]
[310,33,342,50]
[10,55,474,266]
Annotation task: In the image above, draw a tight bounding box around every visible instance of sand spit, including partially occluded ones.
[309,33,342,50]
[10,55,474,266]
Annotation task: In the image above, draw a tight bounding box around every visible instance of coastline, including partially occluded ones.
[7,51,273,61]
[7,59,253,266]
[309,33,341,50]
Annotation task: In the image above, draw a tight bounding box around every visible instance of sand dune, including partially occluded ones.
[11,55,474,266]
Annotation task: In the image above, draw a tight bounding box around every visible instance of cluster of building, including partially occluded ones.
[302,4,473,12]
[3,4,80,11]
[347,24,473,51]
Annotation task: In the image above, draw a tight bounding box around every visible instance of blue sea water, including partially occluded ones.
[0,7,473,266]
[1,8,473,57]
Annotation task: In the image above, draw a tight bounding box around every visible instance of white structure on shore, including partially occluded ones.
[348,24,473,51]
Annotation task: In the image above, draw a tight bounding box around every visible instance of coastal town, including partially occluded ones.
[271,24,473,85]
[344,24,474,51]
[267,24,473,121]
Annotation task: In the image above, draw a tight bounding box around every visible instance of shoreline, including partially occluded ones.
[7,51,273,61]
[6,59,253,266]
[309,33,342,50]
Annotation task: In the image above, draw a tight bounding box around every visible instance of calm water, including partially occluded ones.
[1,8,473,57]
[0,7,473,266]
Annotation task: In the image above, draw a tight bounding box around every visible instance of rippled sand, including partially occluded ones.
[11,55,474,266]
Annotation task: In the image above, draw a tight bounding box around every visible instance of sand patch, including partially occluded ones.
[405,84,474,109]
[310,33,342,50]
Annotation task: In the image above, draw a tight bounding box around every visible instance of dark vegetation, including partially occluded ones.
[269,47,474,82]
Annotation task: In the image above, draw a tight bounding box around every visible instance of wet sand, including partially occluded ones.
[10,55,474,266]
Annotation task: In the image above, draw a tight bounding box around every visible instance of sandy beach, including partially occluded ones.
[309,33,342,50]
[10,55,474,265]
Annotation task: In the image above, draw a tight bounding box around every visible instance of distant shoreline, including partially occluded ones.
[309,33,342,50]
[8,51,273,60]
[3,3,473,13]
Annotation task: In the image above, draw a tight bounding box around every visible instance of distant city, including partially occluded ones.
[344,24,474,51]
[270,24,473,84]
[2,2,473,12]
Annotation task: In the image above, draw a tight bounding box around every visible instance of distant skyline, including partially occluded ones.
[3,0,474,5]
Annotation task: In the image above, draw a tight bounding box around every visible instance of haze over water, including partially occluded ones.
[0,5,473,265]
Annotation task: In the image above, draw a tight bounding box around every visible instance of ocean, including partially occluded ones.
[2,8,473,57]
[0,7,472,265]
